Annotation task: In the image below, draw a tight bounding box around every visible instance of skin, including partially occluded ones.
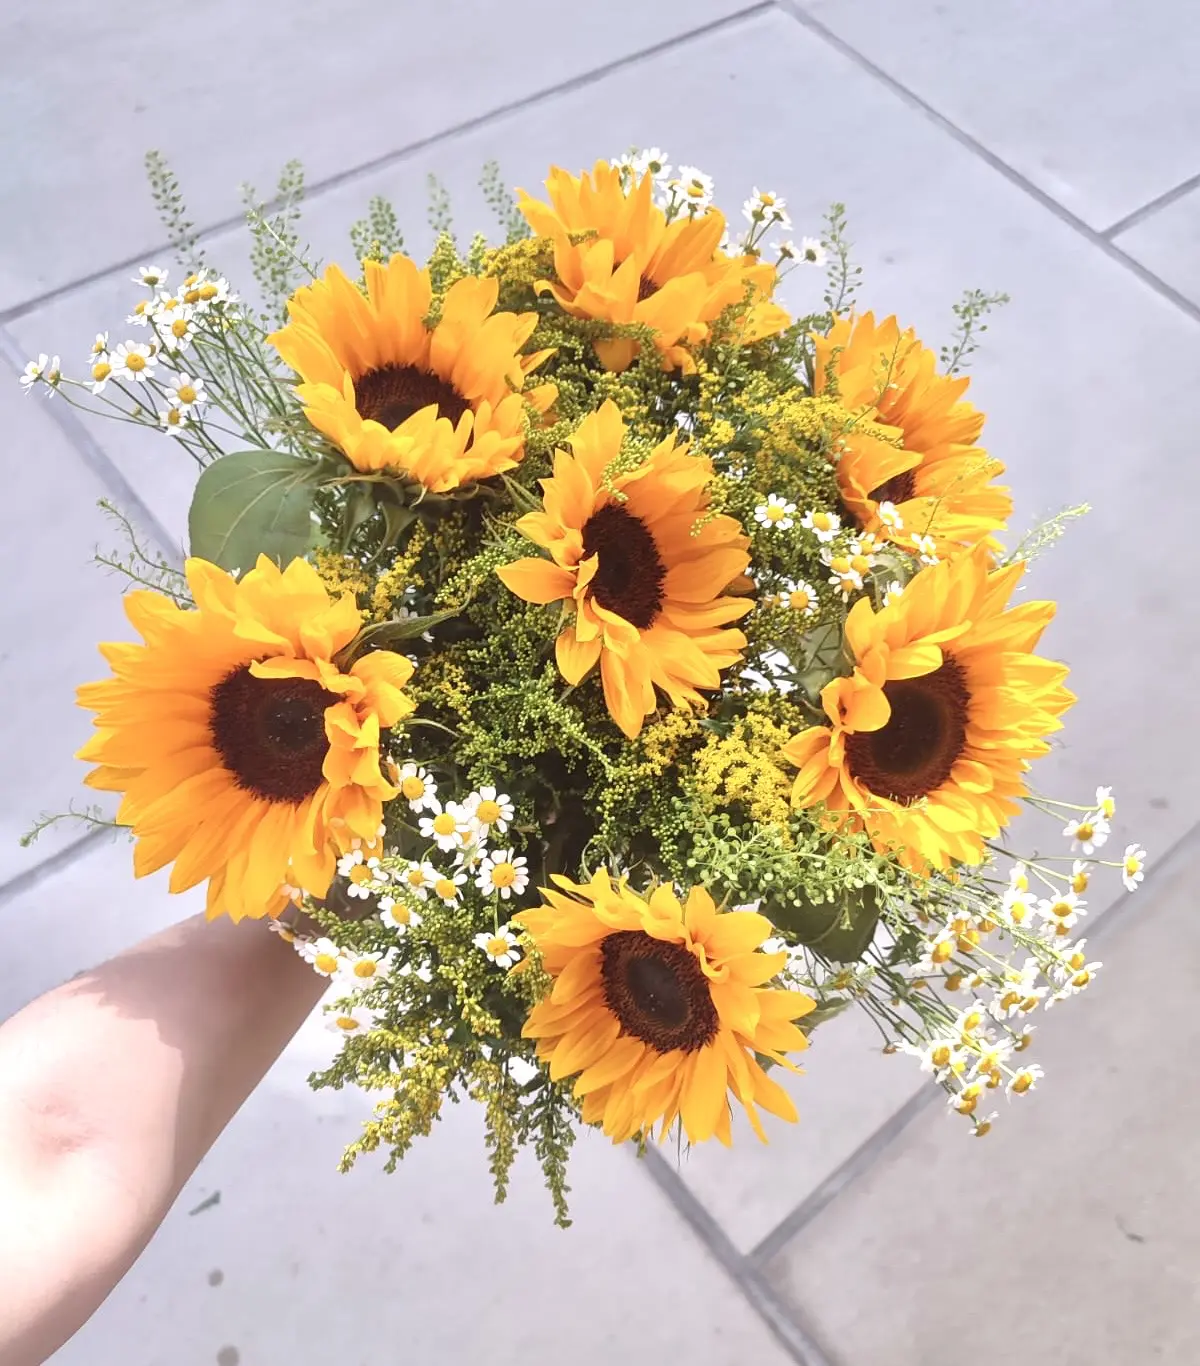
[0,914,325,1366]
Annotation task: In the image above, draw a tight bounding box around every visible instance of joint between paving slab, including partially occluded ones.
[1100,169,1200,241]
[0,826,117,914]
[640,1146,839,1366]
[0,2,773,330]
[776,0,1200,328]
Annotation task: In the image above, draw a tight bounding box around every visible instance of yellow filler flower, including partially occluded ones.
[269,252,555,493]
[517,871,814,1145]
[76,556,414,921]
[781,545,1075,872]
[813,313,1012,556]
[517,160,790,372]
[496,400,751,739]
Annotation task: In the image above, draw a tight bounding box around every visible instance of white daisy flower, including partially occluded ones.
[1008,1063,1044,1096]
[1121,843,1147,892]
[337,949,392,988]
[779,580,818,616]
[135,264,168,288]
[419,800,469,852]
[464,786,515,837]
[431,870,468,905]
[970,1111,1000,1137]
[298,936,343,977]
[476,848,530,900]
[19,355,49,391]
[911,532,939,565]
[126,298,156,327]
[378,895,422,933]
[672,164,714,212]
[473,925,521,969]
[1001,886,1037,927]
[754,494,797,530]
[881,580,906,608]
[156,305,196,352]
[743,188,790,227]
[325,1004,376,1037]
[1039,889,1085,930]
[631,147,671,182]
[265,917,301,945]
[110,340,156,383]
[876,500,904,530]
[1095,785,1116,820]
[799,508,841,542]
[398,860,438,899]
[1009,862,1030,892]
[798,235,827,266]
[87,332,110,364]
[901,1038,965,1080]
[1063,814,1110,855]
[87,357,113,394]
[775,239,796,260]
[1070,860,1091,894]
[159,407,186,435]
[397,762,438,812]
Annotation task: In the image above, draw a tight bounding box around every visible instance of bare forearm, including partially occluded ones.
[0,912,325,1364]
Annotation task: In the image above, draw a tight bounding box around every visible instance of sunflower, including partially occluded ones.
[76,555,415,922]
[813,313,1012,556]
[516,871,814,1145]
[781,546,1075,872]
[268,253,555,493]
[496,400,751,739]
[517,160,790,373]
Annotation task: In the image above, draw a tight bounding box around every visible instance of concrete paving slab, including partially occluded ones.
[763,835,1200,1366]
[790,0,1200,231]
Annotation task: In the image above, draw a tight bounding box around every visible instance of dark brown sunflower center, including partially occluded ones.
[580,503,667,629]
[844,658,969,804]
[600,930,720,1054]
[637,274,659,302]
[868,469,916,506]
[354,363,471,431]
[209,667,338,803]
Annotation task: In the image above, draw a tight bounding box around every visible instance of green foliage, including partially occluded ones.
[144,149,203,266]
[349,194,405,265]
[940,287,1011,374]
[426,172,454,240]
[820,202,861,321]
[188,449,325,571]
[241,159,311,325]
[480,160,530,243]
[94,499,190,603]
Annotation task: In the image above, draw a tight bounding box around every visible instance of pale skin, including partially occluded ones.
[0,914,326,1366]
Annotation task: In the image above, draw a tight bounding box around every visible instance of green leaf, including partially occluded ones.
[336,609,460,666]
[767,884,881,963]
[188,449,324,572]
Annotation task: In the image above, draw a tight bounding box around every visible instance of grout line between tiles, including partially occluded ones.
[0,329,182,561]
[640,1146,840,1366]
[0,827,118,913]
[776,0,1200,327]
[745,813,1200,1268]
[1101,170,1200,241]
[0,2,772,329]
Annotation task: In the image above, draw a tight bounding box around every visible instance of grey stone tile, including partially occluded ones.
[1115,187,1200,309]
[764,839,1200,1366]
[0,367,156,885]
[791,0,1200,230]
[0,0,760,313]
[2,854,793,1366]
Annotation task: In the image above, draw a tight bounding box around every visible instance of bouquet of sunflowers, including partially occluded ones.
[23,149,1148,1224]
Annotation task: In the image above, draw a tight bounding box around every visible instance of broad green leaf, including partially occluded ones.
[768,884,881,963]
[188,449,324,572]
[336,609,460,665]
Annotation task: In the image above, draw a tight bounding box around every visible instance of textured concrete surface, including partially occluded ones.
[2,3,1199,1363]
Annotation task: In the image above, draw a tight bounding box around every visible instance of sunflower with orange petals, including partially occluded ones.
[813,313,1012,556]
[781,545,1075,872]
[517,160,789,373]
[516,870,814,1145]
[77,556,414,921]
[496,400,751,739]
[268,252,555,493]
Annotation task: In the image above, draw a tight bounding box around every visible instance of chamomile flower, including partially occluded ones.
[1009,862,1030,893]
[89,359,114,394]
[298,937,343,977]
[476,848,529,900]
[396,762,437,812]
[126,298,156,327]
[776,239,797,261]
[743,188,790,227]
[631,147,671,182]
[779,580,818,616]
[325,1004,376,1036]
[266,916,301,945]
[1064,814,1110,856]
[1095,785,1116,820]
[19,355,49,391]
[904,1038,967,1079]
[135,264,168,288]
[378,895,422,933]
[1039,889,1085,930]
[911,532,939,564]
[875,500,904,530]
[954,1003,989,1038]
[971,1111,1000,1137]
[431,870,468,905]
[672,164,714,212]
[87,332,110,363]
[797,235,826,266]
[464,786,514,837]
[338,849,383,899]
[419,800,469,852]
[110,340,155,383]
[473,925,521,969]
[800,508,841,542]
[1001,886,1037,927]
[881,580,905,607]
[159,407,186,434]
[1008,1063,1044,1096]
[398,860,439,899]
[156,306,195,352]
[824,554,865,600]
[950,1080,987,1116]
[970,1036,1014,1081]
[1070,860,1091,894]
[1121,843,1147,891]
[754,494,797,530]
[337,949,392,988]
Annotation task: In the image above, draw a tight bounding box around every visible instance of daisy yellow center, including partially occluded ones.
[124,352,146,372]
[92,362,111,381]
[354,364,470,432]
[765,504,787,523]
[314,952,339,974]
[812,512,836,532]
[176,383,197,403]
[788,590,812,611]
[171,320,190,340]
[1012,1072,1034,1094]
[406,868,426,887]
[476,799,501,825]
[184,289,201,304]
[432,812,457,837]
[761,193,776,206]
[135,301,151,315]
[490,861,517,889]
[844,658,969,804]
[434,878,457,900]
[349,865,373,885]
[208,667,337,803]
[401,776,426,800]
[1075,821,1095,841]
[599,930,720,1054]
[931,1044,952,1068]
[387,904,411,925]
[486,935,510,957]
[686,183,705,199]
[1124,855,1140,875]
[581,503,667,630]
[92,340,105,355]
[165,409,182,426]
[1048,899,1072,918]
[352,960,378,978]
[869,470,916,506]
[1071,872,1089,893]
[198,283,218,300]
[334,1014,359,1031]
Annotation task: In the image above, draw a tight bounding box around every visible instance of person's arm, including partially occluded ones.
[0,912,326,1366]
